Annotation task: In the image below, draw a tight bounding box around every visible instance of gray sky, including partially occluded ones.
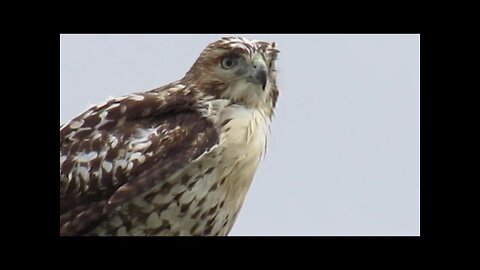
[60,34,420,236]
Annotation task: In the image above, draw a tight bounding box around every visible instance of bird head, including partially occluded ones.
[183,37,279,111]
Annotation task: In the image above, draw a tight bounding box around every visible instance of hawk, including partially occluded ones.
[60,37,279,236]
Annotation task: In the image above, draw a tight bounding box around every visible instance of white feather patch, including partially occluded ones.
[128,152,145,163]
[74,152,98,163]
[102,161,113,173]
[69,119,84,129]
[76,166,90,182]
[92,169,102,180]
[106,103,121,111]
[108,136,119,148]
[114,160,128,171]
[91,132,102,141]
[131,141,152,152]
[129,95,144,101]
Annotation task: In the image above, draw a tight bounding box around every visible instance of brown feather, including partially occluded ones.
[60,84,218,235]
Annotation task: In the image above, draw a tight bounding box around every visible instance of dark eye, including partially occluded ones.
[221,56,238,69]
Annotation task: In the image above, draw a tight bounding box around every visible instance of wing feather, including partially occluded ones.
[60,84,218,235]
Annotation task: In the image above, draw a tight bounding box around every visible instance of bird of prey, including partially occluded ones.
[60,37,279,236]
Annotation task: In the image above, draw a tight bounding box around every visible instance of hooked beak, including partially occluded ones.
[247,54,268,90]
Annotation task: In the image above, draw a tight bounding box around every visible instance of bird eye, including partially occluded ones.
[221,56,238,70]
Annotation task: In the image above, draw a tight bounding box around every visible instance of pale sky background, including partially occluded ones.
[60,34,420,236]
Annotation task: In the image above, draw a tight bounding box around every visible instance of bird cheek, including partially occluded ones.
[234,64,249,77]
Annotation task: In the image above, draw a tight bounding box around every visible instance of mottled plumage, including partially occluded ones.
[60,37,279,236]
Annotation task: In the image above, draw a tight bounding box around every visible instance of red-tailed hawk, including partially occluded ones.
[60,37,279,236]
